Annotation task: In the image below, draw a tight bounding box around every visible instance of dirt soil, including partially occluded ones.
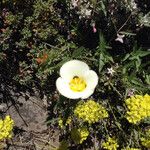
[0,83,60,150]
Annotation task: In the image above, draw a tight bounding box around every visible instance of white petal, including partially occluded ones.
[56,77,81,99]
[115,37,124,43]
[80,88,94,99]
[84,70,98,89]
[60,60,89,81]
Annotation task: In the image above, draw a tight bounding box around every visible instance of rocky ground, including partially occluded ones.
[0,81,60,150]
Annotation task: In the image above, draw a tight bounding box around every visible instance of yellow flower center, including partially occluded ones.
[69,77,86,92]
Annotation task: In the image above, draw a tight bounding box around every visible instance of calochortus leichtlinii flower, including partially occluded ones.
[74,100,108,124]
[56,60,98,99]
[125,94,150,124]
[0,115,14,141]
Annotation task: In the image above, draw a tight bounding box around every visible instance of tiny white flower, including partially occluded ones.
[130,0,137,10]
[71,0,78,8]
[80,8,92,18]
[56,60,98,99]
[85,9,92,17]
[115,34,125,43]
[107,67,115,75]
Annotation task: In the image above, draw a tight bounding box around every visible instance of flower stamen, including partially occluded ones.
[69,76,86,92]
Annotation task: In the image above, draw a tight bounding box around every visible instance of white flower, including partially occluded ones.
[115,34,125,43]
[130,0,137,10]
[80,8,92,18]
[71,0,78,8]
[56,60,98,99]
[85,9,92,17]
[107,67,115,75]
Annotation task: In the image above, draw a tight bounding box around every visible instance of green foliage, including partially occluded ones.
[121,44,150,93]
[138,12,150,27]
[0,0,150,149]
[95,33,113,73]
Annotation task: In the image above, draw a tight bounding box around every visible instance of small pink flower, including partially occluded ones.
[127,89,135,97]
[93,27,97,33]
[92,23,97,33]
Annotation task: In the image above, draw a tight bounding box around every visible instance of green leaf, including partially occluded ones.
[123,53,130,62]
[135,58,141,71]
[99,53,105,72]
[130,77,144,87]
[130,50,150,60]
[99,33,107,52]
[122,60,135,74]
[145,75,150,85]
[100,1,106,16]
[105,55,114,62]
[72,47,85,58]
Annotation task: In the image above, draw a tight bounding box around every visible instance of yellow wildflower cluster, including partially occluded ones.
[102,137,119,150]
[74,100,108,124]
[125,94,150,124]
[0,116,14,141]
[141,129,150,148]
[71,127,89,144]
[122,148,141,150]
[141,138,150,148]
[58,117,72,128]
